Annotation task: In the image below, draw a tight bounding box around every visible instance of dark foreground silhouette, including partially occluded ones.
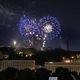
[0,67,79,80]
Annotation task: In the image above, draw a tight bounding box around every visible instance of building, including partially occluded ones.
[45,62,80,74]
[0,60,35,70]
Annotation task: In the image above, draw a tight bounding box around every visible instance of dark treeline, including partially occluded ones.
[0,47,80,64]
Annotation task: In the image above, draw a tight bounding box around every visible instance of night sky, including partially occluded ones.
[0,0,80,50]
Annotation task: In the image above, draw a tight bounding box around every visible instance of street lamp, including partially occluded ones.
[13,41,17,47]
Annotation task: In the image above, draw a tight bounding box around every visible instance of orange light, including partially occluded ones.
[64,60,71,63]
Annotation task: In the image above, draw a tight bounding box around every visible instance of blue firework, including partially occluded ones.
[18,15,61,49]
[38,16,61,40]
[19,16,38,39]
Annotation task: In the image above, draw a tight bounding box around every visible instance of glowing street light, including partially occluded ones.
[13,41,17,47]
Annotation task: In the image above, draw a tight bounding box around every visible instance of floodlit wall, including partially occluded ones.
[0,60,80,74]
[0,60,35,70]
[45,62,80,74]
